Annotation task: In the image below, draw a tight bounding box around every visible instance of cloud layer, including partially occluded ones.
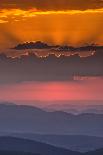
[0,0,103,11]
[0,50,102,83]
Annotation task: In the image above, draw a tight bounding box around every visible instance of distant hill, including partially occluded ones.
[0,137,103,155]
[0,137,81,155]
[9,134,103,152]
[84,148,103,155]
[45,100,103,114]
[0,150,39,155]
[0,104,103,136]
[0,102,15,106]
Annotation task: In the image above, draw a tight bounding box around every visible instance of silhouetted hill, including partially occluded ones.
[0,137,81,155]
[85,148,103,155]
[0,102,15,106]
[45,101,103,114]
[10,134,103,152]
[0,104,103,136]
[0,136,103,155]
[0,150,39,155]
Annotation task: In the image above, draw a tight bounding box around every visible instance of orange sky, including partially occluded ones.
[0,7,103,48]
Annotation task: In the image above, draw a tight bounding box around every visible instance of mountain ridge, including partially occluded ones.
[0,104,103,136]
[0,136,81,155]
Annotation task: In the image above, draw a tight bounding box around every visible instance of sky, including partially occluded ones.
[0,0,103,105]
[0,78,103,102]
[0,51,102,104]
[0,0,103,48]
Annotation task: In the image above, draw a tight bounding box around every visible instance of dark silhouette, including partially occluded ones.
[0,150,39,155]
[0,137,81,155]
[14,41,52,50]
[13,41,103,52]
[85,148,103,155]
[0,136,103,155]
[9,134,103,152]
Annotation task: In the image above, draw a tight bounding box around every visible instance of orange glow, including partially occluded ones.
[0,8,103,48]
[3,48,95,58]
[1,8,103,19]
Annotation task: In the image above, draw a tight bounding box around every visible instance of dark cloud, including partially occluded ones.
[13,41,103,51]
[0,0,103,11]
[0,50,102,83]
[14,41,52,50]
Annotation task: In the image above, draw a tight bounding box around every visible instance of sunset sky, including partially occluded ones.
[0,78,103,102]
[0,0,103,49]
[0,0,103,105]
[0,51,102,103]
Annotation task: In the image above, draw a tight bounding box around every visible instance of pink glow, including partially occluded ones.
[0,78,103,102]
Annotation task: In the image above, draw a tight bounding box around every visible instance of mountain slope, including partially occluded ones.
[10,134,103,152]
[0,104,103,136]
[1,136,103,155]
[0,150,39,155]
[0,136,81,155]
[85,148,103,155]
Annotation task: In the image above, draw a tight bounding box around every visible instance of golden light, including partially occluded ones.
[0,8,103,49]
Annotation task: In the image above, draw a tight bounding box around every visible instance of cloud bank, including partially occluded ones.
[0,0,103,11]
[0,51,102,83]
